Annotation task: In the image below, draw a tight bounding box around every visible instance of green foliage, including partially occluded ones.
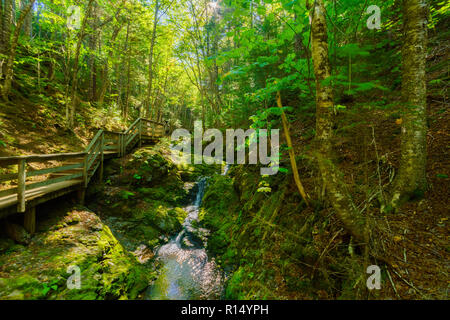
[120,190,135,200]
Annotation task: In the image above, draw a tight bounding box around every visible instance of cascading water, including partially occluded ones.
[146,177,224,300]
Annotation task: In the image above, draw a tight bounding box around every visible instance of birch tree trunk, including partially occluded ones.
[310,0,367,242]
[386,0,429,211]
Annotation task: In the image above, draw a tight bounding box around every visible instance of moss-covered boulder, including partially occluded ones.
[0,207,152,300]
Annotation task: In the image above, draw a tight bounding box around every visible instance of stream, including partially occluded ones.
[146,166,229,300]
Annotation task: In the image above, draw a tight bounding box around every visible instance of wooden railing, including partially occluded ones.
[0,118,166,214]
[0,152,86,213]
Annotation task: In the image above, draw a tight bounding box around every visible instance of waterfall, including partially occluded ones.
[147,176,224,300]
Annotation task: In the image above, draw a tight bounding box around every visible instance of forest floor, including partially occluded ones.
[283,95,449,299]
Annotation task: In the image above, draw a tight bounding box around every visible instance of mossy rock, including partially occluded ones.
[0,207,152,300]
[133,203,187,236]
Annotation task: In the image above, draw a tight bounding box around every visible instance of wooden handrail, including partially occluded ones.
[0,152,87,166]
[141,118,165,125]
[124,118,141,135]
[85,129,104,153]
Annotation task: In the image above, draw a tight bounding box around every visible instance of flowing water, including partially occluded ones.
[146,173,226,300]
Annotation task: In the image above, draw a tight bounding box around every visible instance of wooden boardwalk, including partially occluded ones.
[0,118,166,233]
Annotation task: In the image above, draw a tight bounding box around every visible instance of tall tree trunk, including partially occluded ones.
[1,0,35,100]
[123,20,131,117]
[46,0,56,82]
[68,0,95,129]
[124,36,132,121]
[97,24,123,105]
[117,19,129,115]
[146,0,160,118]
[0,2,3,52]
[1,0,13,56]
[310,0,367,242]
[20,0,33,38]
[88,2,98,102]
[386,0,429,211]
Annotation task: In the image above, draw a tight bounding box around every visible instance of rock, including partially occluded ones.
[133,245,154,264]
[179,226,208,249]
[185,225,209,246]
[0,208,153,300]
[4,222,31,245]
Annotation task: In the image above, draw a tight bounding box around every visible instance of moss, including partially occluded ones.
[131,202,185,236]
[178,162,221,182]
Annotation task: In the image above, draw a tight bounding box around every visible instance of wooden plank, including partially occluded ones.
[124,118,141,135]
[88,161,100,183]
[27,163,83,177]
[87,141,102,168]
[17,159,26,213]
[0,172,17,182]
[126,132,139,147]
[87,137,103,164]
[0,152,86,166]
[87,152,99,172]
[0,187,18,198]
[27,173,83,192]
[0,180,81,215]
[141,118,164,126]
[85,130,104,153]
[104,145,119,151]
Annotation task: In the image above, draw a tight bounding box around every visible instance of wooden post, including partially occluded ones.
[100,132,104,181]
[122,133,125,157]
[117,134,121,157]
[17,159,26,213]
[77,188,86,205]
[24,206,36,234]
[139,119,142,148]
[83,153,88,187]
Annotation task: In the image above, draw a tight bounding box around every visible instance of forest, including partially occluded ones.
[0,0,448,301]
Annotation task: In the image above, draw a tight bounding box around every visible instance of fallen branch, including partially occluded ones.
[276,91,310,206]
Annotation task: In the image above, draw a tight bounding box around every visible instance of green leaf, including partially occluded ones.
[279,168,289,173]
